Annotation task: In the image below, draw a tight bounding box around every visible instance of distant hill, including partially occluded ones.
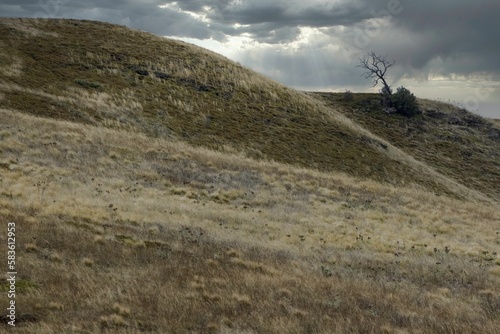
[0,18,497,201]
[310,92,500,200]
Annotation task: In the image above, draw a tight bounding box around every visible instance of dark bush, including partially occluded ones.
[343,90,353,102]
[391,86,420,117]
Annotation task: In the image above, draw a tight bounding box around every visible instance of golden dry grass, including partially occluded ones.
[0,17,499,334]
[1,17,496,203]
[0,109,499,333]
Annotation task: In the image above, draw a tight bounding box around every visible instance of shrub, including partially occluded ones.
[391,86,420,117]
[343,90,353,102]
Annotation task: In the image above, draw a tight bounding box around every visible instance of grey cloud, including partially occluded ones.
[0,0,215,39]
[315,0,500,83]
[209,1,373,29]
[233,41,371,90]
[387,1,500,72]
[236,23,301,44]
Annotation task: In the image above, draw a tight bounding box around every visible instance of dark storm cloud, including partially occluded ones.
[0,1,377,41]
[400,1,500,77]
[0,0,215,38]
[215,1,370,27]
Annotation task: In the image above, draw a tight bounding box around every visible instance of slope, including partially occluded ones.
[0,18,489,201]
[310,92,500,200]
[0,108,499,333]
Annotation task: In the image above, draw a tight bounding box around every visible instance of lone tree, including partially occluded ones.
[356,52,420,116]
[357,52,395,98]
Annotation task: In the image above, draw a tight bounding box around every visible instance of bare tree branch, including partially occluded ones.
[356,52,395,95]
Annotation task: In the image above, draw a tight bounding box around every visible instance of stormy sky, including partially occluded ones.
[1,0,499,118]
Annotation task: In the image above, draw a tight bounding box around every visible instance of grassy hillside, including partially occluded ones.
[1,109,499,333]
[309,93,500,200]
[0,18,492,201]
[0,18,499,333]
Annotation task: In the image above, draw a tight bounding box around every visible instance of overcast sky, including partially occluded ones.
[1,0,499,118]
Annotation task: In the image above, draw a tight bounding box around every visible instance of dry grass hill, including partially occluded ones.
[309,93,500,201]
[0,18,499,333]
